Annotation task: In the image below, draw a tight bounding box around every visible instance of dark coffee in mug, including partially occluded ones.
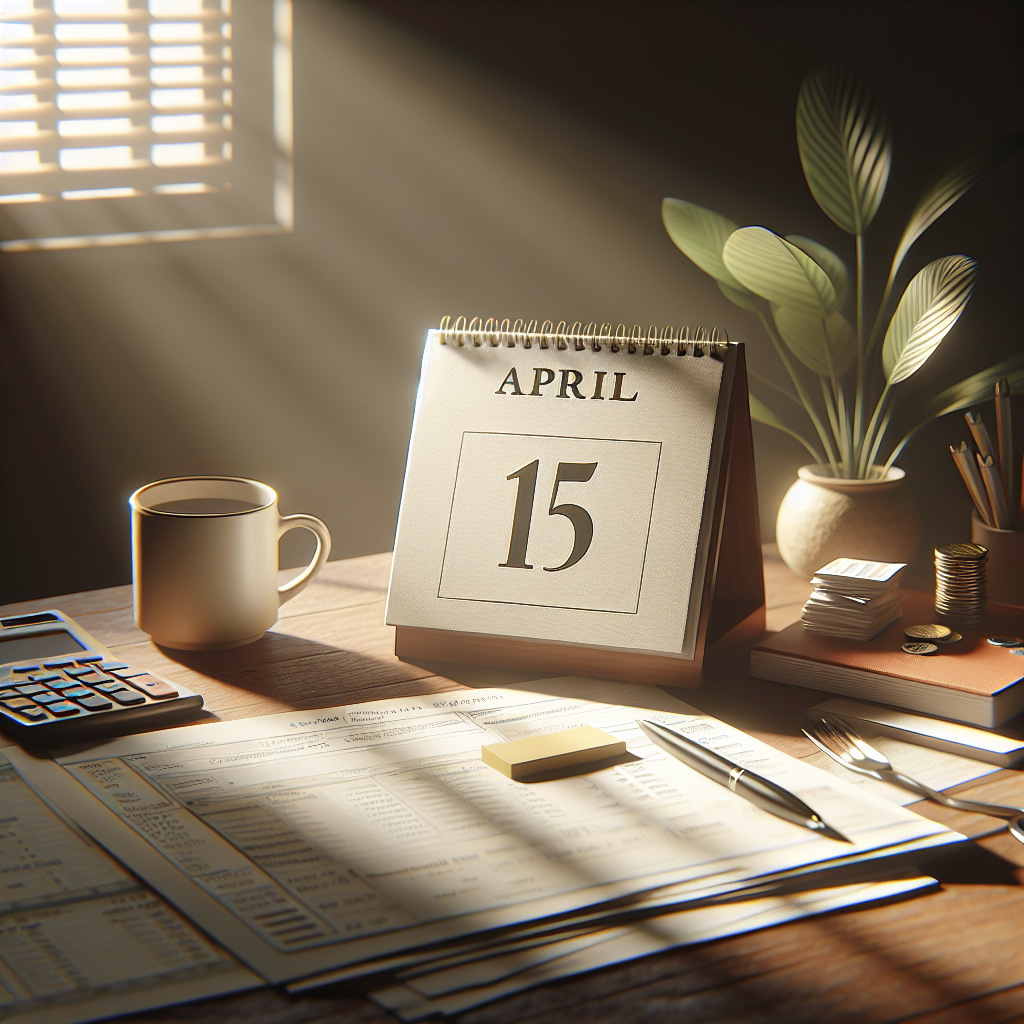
[148,498,262,516]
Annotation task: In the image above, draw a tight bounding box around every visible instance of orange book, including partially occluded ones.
[750,590,1024,728]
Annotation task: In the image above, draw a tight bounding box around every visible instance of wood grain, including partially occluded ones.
[2,547,1022,1024]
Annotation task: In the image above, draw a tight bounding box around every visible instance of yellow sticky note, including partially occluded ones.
[481,725,626,779]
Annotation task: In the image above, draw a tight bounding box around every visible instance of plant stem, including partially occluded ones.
[881,424,920,475]
[859,380,892,477]
[853,235,865,465]
[758,307,840,473]
[836,385,852,474]
[881,409,943,476]
[864,257,900,366]
[818,316,851,476]
[821,377,842,461]
[864,407,893,476]
[760,419,827,465]
[749,370,803,409]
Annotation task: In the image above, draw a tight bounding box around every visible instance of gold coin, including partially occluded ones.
[905,624,952,640]
[902,642,938,655]
[934,543,987,560]
[934,632,962,644]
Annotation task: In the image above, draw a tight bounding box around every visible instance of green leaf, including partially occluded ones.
[796,68,892,234]
[661,198,752,296]
[891,133,1024,276]
[772,305,856,377]
[785,235,849,309]
[882,255,978,385]
[749,394,822,461]
[749,393,789,429]
[722,226,837,315]
[924,352,1024,420]
[718,280,760,312]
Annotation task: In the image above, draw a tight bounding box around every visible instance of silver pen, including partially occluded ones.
[637,720,851,843]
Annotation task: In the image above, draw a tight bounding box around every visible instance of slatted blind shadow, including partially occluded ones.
[0,0,290,249]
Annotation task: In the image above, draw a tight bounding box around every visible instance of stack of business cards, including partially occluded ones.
[801,558,906,641]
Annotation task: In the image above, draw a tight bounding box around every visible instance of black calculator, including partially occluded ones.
[0,609,204,744]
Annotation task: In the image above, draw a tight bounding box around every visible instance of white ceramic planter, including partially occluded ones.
[776,465,921,581]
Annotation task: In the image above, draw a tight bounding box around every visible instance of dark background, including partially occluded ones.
[2,0,1021,605]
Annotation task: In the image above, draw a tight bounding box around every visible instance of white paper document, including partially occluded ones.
[0,746,260,1024]
[7,683,962,987]
[371,875,936,1020]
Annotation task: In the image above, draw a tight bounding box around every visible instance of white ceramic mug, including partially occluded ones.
[130,476,332,651]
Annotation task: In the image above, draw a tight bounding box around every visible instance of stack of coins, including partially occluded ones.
[934,543,987,623]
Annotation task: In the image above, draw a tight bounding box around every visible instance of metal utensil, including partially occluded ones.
[802,714,1024,845]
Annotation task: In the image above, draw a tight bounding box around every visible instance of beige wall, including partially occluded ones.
[2,1,1019,602]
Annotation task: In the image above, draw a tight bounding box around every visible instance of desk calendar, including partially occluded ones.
[386,318,765,686]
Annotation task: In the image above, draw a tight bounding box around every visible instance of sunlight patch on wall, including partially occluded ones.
[0,0,292,250]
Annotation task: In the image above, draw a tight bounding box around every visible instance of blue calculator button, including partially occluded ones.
[16,684,48,696]
[98,686,146,705]
[65,666,95,677]
[76,654,104,664]
[109,690,146,705]
[52,678,84,690]
[27,673,62,683]
[4,704,48,721]
[75,671,114,686]
[47,701,81,717]
[33,691,65,704]
[97,660,130,671]
[10,664,40,673]
[42,657,79,669]
[77,695,113,710]
[61,687,92,699]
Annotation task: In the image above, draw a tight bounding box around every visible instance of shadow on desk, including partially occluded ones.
[159,632,445,710]
[925,842,1022,886]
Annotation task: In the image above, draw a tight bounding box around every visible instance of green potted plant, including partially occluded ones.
[663,67,1022,578]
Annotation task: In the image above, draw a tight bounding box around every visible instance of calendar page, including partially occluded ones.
[386,332,726,657]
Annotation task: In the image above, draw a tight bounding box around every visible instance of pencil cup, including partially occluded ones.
[972,513,1024,607]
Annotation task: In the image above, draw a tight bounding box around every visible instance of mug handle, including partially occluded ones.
[277,514,332,605]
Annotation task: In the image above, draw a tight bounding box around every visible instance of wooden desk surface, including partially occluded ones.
[2,547,1022,1024]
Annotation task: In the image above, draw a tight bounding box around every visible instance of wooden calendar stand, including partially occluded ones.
[393,333,765,688]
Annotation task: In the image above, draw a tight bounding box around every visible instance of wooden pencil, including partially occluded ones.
[994,379,1015,528]
[965,410,996,460]
[977,453,1010,529]
[950,442,993,526]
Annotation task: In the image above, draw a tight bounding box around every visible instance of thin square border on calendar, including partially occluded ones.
[437,431,662,614]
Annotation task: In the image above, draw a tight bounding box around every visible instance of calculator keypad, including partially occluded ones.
[0,657,180,724]
[0,610,204,741]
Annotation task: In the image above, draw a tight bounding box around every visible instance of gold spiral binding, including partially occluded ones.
[437,316,729,357]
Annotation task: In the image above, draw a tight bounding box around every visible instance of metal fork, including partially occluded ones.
[803,714,1024,845]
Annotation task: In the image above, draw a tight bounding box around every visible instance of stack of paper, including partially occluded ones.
[0,747,260,1024]
[801,558,906,640]
[6,678,961,1022]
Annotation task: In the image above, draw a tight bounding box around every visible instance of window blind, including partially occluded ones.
[0,0,291,249]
